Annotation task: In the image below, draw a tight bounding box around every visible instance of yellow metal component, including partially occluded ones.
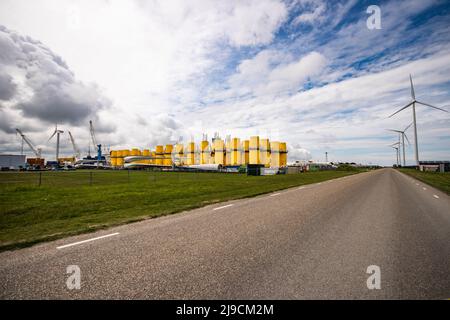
[58,157,75,164]
[155,145,164,165]
[270,141,280,168]
[260,138,271,167]
[230,138,241,165]
[186,142,195,165]
[116,150,125,167]
[214,139,225,165]
[200,141,209,164]
[142,149,150,164]
[164,144,173,166]
[209,142,215,164]
[243,140,249,165]
[114,150,122,168]
[249,136,260,164]
[150,151,156,165]
[225,139,231,166]
[280,142,287,167]
[174,143,184,165]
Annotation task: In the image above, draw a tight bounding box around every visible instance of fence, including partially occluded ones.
[0,169,227,188]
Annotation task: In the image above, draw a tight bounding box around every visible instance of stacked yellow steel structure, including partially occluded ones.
[225,139,231,166]
[270,141,281,168]
[109,135,287,169]
[230,138,241,165]
[214,139,225,165]
[174,143,184,166]
[200,141,209,165]
[279,142,287,167]
[186,142,195,165]
[249,136,260,165]
[259,138,271,167]
[143,149,150,164]
[243,140,249,165]
[155,145,164,165]
[164,144,173,166]
[110,150,118,167]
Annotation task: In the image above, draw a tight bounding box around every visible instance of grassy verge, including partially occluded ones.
[0,169,366,251]
[398,168,450,194]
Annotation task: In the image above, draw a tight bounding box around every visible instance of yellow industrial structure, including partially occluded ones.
[109,135,287,170]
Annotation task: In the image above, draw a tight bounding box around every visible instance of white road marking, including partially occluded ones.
[57,233,120,250]
[415,183,419,186]
[298,186,306,190]
[433,195,439,199]
[422,187,427,190]
[270,193,281,197]
[213,204,233,211]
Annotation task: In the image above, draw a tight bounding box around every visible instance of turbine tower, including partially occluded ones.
[388,75,448,167]
[387,123,412,167]
[48,124,64,162]
[389,142,401,166]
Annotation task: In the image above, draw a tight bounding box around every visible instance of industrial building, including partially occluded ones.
[110,136,288,171]
[0,154,26,170]
[418,161,450,172]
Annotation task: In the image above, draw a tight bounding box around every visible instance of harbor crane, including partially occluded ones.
[89,120,102,164]
[15,128,42,159]
[68,131,81,159]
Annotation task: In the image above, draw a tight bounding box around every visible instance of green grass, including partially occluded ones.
[0,169,365,251]
[398,168,450,195]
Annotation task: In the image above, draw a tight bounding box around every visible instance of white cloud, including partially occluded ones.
[288,144,312,161]
[224,50,327,98]
[292,2,326,25]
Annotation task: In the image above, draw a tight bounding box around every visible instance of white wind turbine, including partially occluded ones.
[388,75,448,167]
[48,124,64,161]
[389,142,400,167]
[387,122,412,167]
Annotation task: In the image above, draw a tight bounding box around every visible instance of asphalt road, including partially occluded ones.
[1,168,449,299]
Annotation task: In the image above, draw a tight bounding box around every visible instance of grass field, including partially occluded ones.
[398,168,450,194]
[0,169,364,251]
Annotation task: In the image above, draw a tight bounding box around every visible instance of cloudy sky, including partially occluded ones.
[0,0,449,165]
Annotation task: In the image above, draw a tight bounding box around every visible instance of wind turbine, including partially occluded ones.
[387,123,412,167]
[48,124,64,162]
[389,142,400,167]
[388,74,448,167]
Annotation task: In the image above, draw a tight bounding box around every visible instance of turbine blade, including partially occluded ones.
[389,142,400,147]
[404,122,413,132]
[404,133,410,145]
[410,74,415,100]
[415,100,449,113]
[48,130,56,141]
[388,101,413,118]
[387,129,402,133]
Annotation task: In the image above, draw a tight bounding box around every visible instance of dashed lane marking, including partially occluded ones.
[213,204,234,211]
[57,233,120,250]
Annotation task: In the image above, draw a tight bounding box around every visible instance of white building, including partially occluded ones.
[0,154,26,170]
